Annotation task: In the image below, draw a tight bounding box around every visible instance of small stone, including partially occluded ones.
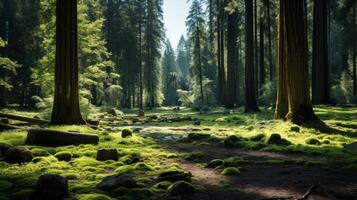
[223,135,242,148]
[96,148,118,161]
[267,134,291,146]
[206,159,224,168]
[157,171,191,182]
[193,120,201,126]
[54,151,72,162]
[168,181,196,196]
[290,126,300,132]
[121,129,133,138]
[4,146,33,164]
[306,138,321,145]
[96,173,138,191]
[34,174,68,199]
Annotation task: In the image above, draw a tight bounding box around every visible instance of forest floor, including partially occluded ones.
[0,106,357,200]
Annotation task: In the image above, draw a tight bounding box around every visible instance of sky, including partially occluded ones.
[163,0,191,49]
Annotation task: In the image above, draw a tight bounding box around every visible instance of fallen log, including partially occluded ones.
[0,122,22,131]
[26,129,99,146]
[0,112,49,125]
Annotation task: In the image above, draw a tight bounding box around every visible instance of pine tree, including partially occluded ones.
[162,40,179,106]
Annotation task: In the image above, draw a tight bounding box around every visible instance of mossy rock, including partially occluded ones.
[168,181,196,196]
[121,129,133,138]
[31,148,50,157]
[134,162,155,171]
[154,181,172,190]
[157,170,191,182]
[0,142,12,155]
[206,159,224,168]
[4,146,33,164]
[184,152,205,162]
[250,134,265,142]
[76,194,115,200]
[0,180,13,191]
[306,138,321,145]
[54,151,72,162]
[96,148,118,161]
[267,134,291,146]
[223,135,242,148]
[290,126,300,132]
[187,133,210,140]
[221,167,240,175]
[120,154,140,164]
[32,156,58,164]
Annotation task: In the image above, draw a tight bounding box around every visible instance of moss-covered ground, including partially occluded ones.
[0,106,356,199]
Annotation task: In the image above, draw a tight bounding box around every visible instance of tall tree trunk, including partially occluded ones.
[259,18,265,94]
[51,0,85,125]
[284,0,318,124]
[139,16,143,109]
[245,0,260,113]
[196,30,204,107]
[353,4,356,95]
[254,0,259,97]
[275,0,288,119]
[266,0,273,81]
[217,0,225,105]
[312,0,330,104]
[226,9,238,108]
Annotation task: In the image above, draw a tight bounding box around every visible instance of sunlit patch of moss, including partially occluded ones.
[0,130,26,146]
[114,165,136,174]
[72,156,103,168]
[32,156,58,164]
[30,148,50,156]
[76,194,115,200]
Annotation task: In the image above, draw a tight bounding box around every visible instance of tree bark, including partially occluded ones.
[266,0,273,81]
[217,0,226,105]
[50,0,85,125]
[353,4,356,95]
[259,18,265,94]
[312,0,330,104]
[245,0,260,112]
[275,0,288,119]
[226,8,238,109]
[284,0,318,124]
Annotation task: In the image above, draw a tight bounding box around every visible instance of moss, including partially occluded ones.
[306,138,321,145]
[114,165,136,174]
[223,135,242,148]
[184,151,205,162]
[64,173,79,180]
[154,181,172,190]
[221,167,240,175]
[76,194,115,200]
[0,180,13,190]
[134,162,155,171]
[32,156,58,164]
[54,151,72,161]
[30,148,50,156]
[250,133,265,142]
[72,156,103,168]
[9,189,34,199]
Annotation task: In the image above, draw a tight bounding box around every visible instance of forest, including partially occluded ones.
[0,0,356,199]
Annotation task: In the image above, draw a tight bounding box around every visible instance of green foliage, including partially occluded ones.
[332,70,357,104]
[259,80,277,106]
[0,38,20,90]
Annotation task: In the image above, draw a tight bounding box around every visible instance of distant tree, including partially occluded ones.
[176,36,190,89]
[162,40,179,106]
[50,0,85,125]
[244,0,260,112]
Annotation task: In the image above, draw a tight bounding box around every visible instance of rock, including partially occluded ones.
[138,110,145,117]
[157,171,191,182]
[223,135,242,148]
[193,120,201,126]
[0,118,9,124]
[345,142,357,150]
[206,159,224,168]
[290,126,300,132]
[86,119,100,126]
[306,138,321,145]
[250,133,265,141]
[96,173,138,191]
[107,108,122,117]
[168,181,196,196]
[54,151,72,162]
[267,134,291,146]
[121,128,133,138]
[34,174,68,200]
[221,167,241,175]
[96,148,118,161]
[187,133,210,140]
[4,146,33,164]
[0,142,12,156]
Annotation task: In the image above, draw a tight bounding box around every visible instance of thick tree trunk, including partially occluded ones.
[259,19,265,94]
[245,0,260,113]
[50,0,85,125]
[254,0,259,97]
[217,0,225,105]
[276,0,288,119]
[226,10,238,109]
[312,0,330,104]
[266,0,273,81]
[284,0,318,124]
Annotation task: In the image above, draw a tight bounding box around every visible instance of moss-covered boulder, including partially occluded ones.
[96,148,118,161]
[34,174,68,199]
[267,134,291,146]
[206,159,224,168]
[4,146,33,164]
[306,138,321,145]
[250,133,265,142]
[290,126,300,132]
[168,181,196,196]
[96,173,138,191]
[221,167,240,175]
[76,194,114,200]
[121,129,133,138]
[54,151,72,162]
[223,135,242,148]
[0,142,12,156]
[157,170,191,182]
[31,148,50,157]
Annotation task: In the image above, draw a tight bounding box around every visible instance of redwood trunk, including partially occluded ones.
[51,0,85,125]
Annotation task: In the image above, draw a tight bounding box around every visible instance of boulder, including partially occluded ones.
[306,138,321,145]
[206,159,224,168]
[0,142,12,156]
[250,133,265,142]
[290,126,300,132]
[267,134,291,146]
[4,146,33,164]
[96,173,138,191]
[54,151,72,162]
[157,171,191,182]
[107,108,122,117]
[34,174,68,200]
[168,181,196,196]
[223,135,242,148]
[121,129,133,138]
[96,148,118,161]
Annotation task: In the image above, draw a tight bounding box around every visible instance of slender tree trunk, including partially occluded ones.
[259,19,265,94]
[226,9,238,108]
[266,0,273,81]
[353,4,356,95]
[254,0,259,97]
[312,0,330,104]
[276,0,288,119]
[196,30,204,107]
[51,0,85,125]
[284,0,318,124]
[138,11,143,109]
[245,0,260,113]
[217,0,225,105]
